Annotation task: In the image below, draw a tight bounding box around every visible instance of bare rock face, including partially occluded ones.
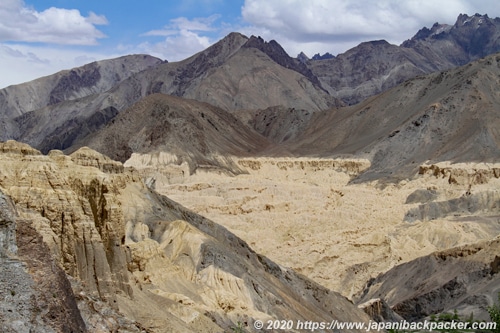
[356,238,500,321]
[0,140,371,332]
[0,191,17,258]
[358,298,403,322]
[0,189,87,333]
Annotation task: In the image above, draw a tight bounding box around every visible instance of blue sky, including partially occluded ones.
[1,0,500,88]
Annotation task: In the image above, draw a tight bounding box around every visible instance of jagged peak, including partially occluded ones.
[242,35,326,90]
[242,35,291,58]
[297,51,310,64]
[311,52,335,61]
[403,13,497,47]
[455,13,490,26]
[408,22,451,41]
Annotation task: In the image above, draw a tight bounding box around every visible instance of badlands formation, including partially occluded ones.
[126,153,500,319]
[0,141,371,332]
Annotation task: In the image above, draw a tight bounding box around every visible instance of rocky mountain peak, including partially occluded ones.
[242,35,291,59]
[297,51,310,63]
[243,35,325,90]
[311,52,335,60]
[402,13,500,60]
[407,22,452,42]
[455,13,489,26]
[162,32,249,97]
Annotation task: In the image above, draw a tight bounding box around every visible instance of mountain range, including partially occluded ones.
[0,13,499,176]
[1,12,500,332]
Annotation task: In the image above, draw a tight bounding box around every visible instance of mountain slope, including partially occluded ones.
[277,52,500,180]
[306,13,500,105]
[307,40,436,105]
[403,13,500,66]
[0,54,163,143]
[2,33,338,154]
[356,237,500,321]
[132,33,338,111]
[0,54,162,120]
[68,93,275,173]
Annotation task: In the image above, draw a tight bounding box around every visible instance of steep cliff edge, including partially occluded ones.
[0,140,370,332]
[0,190,87,332]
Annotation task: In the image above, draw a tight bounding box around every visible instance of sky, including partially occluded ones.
[1,0,500,88]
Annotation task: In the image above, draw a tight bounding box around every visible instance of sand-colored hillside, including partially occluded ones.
[127,155,500,298]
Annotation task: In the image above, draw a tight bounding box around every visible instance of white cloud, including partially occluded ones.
[241,0,500,56]
[0,0,108,45]
[138,30,212,61]
[139,16,220,61]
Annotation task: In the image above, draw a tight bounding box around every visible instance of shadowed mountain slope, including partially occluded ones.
[68,93,275,173]
[278,52,500,180]
[356,237,500,321]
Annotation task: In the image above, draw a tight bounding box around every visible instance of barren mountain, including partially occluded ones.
[3,32,338,154]
[278,52,500,181]
[306,13,500,105]
[122,32,338,112]
[2,14,500,157]
[68,93,275,172]
[29,48,500,182]
[0,55,162,140]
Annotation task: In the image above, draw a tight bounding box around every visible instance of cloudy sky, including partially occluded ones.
[1,0,500,88]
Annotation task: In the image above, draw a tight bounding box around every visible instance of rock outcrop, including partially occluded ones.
[356,238,500,321]
[0,189,87,333]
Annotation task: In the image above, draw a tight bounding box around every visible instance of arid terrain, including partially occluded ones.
[1,12,500,333]
[127,154,500,319]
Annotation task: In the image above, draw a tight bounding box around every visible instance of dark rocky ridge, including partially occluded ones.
[308,13,500,105]
[242,35,326,91]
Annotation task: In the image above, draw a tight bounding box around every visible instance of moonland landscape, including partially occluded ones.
[1,12,500,333]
